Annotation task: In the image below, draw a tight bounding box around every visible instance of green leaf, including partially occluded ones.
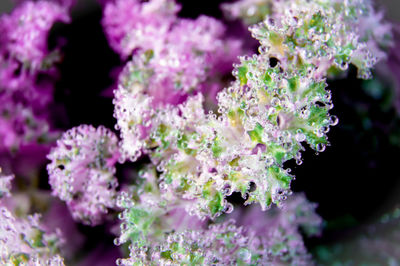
[248,123,264,143]
[238,66,248,86]
[208,192,224,216]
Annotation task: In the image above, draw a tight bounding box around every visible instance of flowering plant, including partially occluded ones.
[0,0,397,265]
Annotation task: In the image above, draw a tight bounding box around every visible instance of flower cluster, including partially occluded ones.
[0,0,388,265]
[112,0,391,222]
[47,125,120,225]
[0,98,53,153]
[114,166,206,249]
[102,0,180,58]
[223,0,392,77]
[108,0,243,163]
[0,210,65,266]
[0,170,65,265]
[0,0,70,153]
[0,1,70,72]
[116,193,321,265]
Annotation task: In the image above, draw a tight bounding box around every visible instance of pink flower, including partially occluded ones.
[0,1,70,72]
[0,1,71,153]
[47,125,120,225]
[102,0,180,58]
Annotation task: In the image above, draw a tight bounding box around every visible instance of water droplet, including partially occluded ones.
[114,237,122,246]
[339,61,348,71]
[329,115,339,126]
[120,222,128,231]
[295,132,306,142]
[224,203,234,214]
[316,143,326,152]
[159,182,167,191]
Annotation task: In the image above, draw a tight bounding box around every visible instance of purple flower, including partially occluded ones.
[47,125,120,225]
[102,0,180,58]
[0,97,52,153]
[0,1,70,72]
[110,1,242,162]
[0,0,71,154]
